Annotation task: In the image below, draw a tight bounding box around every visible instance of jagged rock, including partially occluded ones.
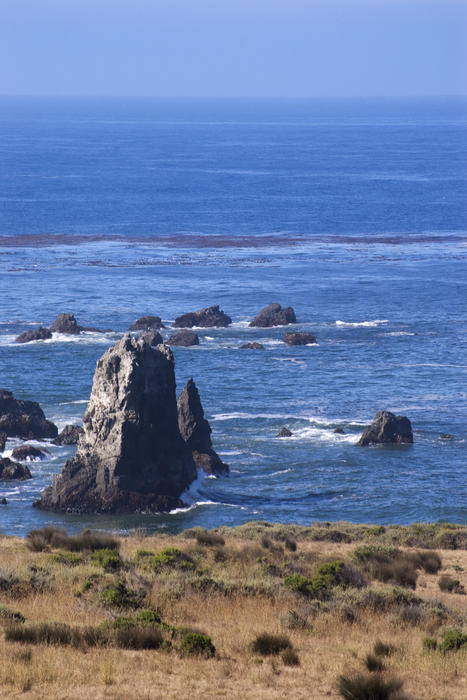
[240,342,265,350]
[277,427,293,437]
[0,458,32,480]
[11,445,49,461]
[334,427,345,435]
[0,498,7,505]
[0,432,6,452]
[173,305,231,328]
[50,313,83,334]
[36,335,197,513]
[440,433,454,440]
[137,330,164,346]
[357,411,413,446]
[53,425,84,446]
[0,390,57,440]
[249,303,296,327]
[177,379,228,475]
[130,316,165,331]
[167,330,200,347]
[15,327,52,344]
[284,332,317,346]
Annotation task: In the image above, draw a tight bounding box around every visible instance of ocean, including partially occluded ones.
[0,96,466,536]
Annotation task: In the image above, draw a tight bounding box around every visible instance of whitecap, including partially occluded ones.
[336,319,389,327]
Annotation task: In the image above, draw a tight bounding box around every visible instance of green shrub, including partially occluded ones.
[150,547,195,572]
[338,672,405,699]
[440,628,467,653]
[353,545,418,589]
[134,609,162,625]
[281,648,300,666]
[195,530,225,547]
[92,548,122,572]
[179,631,215,658]
[250,633,292,656]
[99,581,142,609]
[373,640,395,657]
[422,637,438,651]
[50,552,83,567]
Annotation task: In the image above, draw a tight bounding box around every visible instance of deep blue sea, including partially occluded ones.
[0,97,466,536]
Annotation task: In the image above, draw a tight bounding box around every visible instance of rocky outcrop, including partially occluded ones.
[11,445,49,461]
[277,427,293,437]
[36,335,197,513]
[249,303,296,328]
[177,379,228,475]
[0,457,32,480]
[167,330,200,347]
[15,327,52,344]
[137,330,164,347]
[0,432,6,452]
[357,411,413,446]
[0,390,57,440]
[53,425,84,446]
[173,305,231,328]
[284,332,317,346]
[50,313,83,334]
[334,427,345,435]
[130,316,165,331]
[240,342,265,350]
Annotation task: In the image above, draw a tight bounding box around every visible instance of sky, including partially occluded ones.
[0,0,466,98]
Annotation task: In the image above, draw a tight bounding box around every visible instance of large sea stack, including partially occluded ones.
[177,379,228,475]
[357,411,413,446]
[36,335,197,513]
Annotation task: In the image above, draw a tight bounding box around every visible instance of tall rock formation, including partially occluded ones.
[177,379,228,475]
[37,335,197,513]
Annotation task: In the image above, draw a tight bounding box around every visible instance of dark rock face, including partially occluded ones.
[249,303,296,328]
[334,427,345,435]
[36,335,197,513]
[240,342,265,350]
[11,445,49,461]
[50,313,83,334]
[277,427,293,437]
[130,316,165,331]
[173,305,231,328]
[0,432,6,452]
[15,327,52,344]
[137,330,164,347]
[167,330,200,347]
[177,379,228,475]
[357,411,413,446]
[440,433,454,440]
[0,457,32,480]
[0,390,58,440]
[53,425,84,446]
[284,332,317,346]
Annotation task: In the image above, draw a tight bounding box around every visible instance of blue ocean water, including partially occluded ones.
[0,97,466,536]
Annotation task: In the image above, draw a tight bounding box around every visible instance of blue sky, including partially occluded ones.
[1,0,466,97]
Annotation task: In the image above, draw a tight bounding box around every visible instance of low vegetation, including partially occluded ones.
[0,520,465,698]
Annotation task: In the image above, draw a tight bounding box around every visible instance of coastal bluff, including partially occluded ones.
[36,335,197,513]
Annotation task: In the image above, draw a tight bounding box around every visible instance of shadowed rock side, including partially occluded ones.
[173,305,231,328]
[15,327,52,343]
[177,379,229,475]
[249,303,296,327]
[137,330,163,346]
[357,411,413,446]
[36,335,197,513]
[277,427,293,437]
[167,330,199,347]
[284,332,317,346]
[0,390,57,440]
[0,457,32,480]
[129,315,165,330]
[53,425,84,446]
[50,313,83,334]
[0,432,6,452]
[240,342,265,350]
[11,445,48,461]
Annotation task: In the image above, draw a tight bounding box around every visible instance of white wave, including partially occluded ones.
[212,411,296,421]
[383,331,415,336]
[204,336,214,340]
[230,320,251,329]
[59,399,88,405]
[336,319,389,327]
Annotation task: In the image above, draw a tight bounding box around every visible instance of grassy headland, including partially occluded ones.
[0,521,466,699]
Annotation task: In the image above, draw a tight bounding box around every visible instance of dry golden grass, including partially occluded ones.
[0,525,466,699]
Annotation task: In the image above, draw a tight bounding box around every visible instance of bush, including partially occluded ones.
[92,548,122,572]
[353,545,418,589]
[282,648,300,666]
[179,632,215,658]
[415,551,442,574]
[99,581,142,609]
[438,575,464,594]
[150,547,195,572]
[114,625,163,650]
[365,653,384,672]
[250,633,292,656]
[50,552,83,567]
[0,606,25,624]
[26,526,119,553]
[195,530,225,547]
[284,537,297,552]
[338,672,405,700]
[5,622,76,646]
[422,637,438,651]
[373,640,395,657]
[440,628,467,653]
